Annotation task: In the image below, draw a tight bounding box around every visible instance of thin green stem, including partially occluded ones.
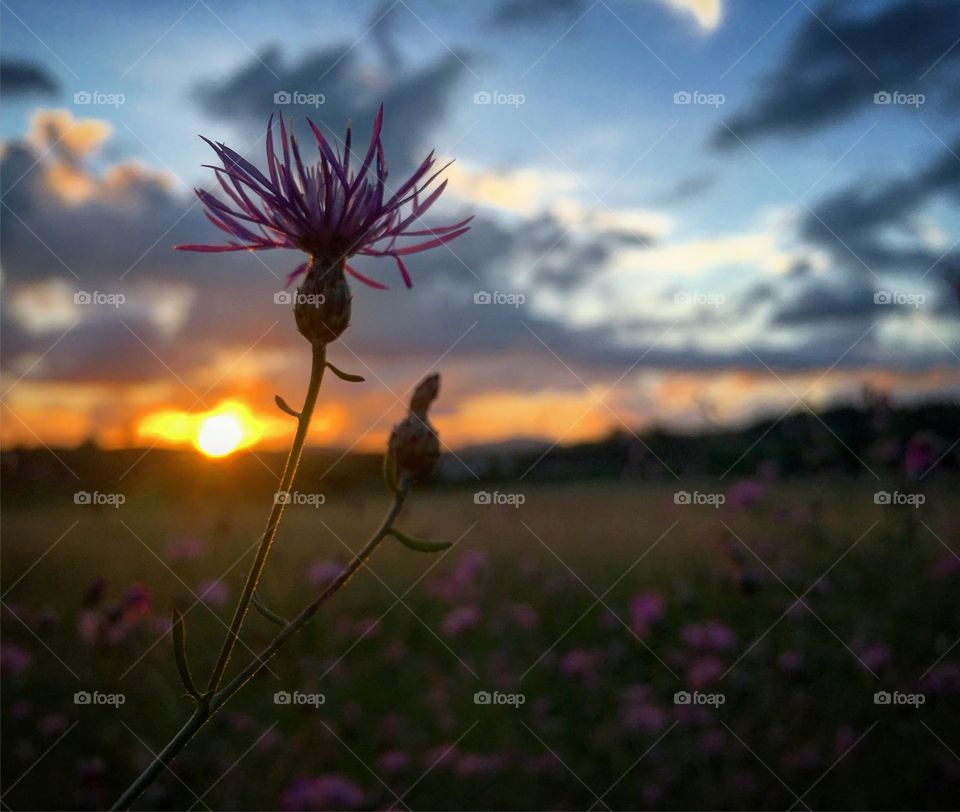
[111,481,409,810]
[205,342,326,695]
[111,707,208,811]
[112,342,328,810]
[212,480,410,711]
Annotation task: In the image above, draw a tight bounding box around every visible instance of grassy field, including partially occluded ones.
[2,475,959,810]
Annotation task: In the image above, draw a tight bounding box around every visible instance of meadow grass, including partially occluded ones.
[2,476,958,809]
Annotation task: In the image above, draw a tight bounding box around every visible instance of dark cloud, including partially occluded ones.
[504,213,645,293]
[771,279,878,327]
[0,116,294,383]
[0,120,596,388]
[492,0,585,28]
[0,59,58,97]
[0,141,218,292]
[799,134,960,275]
[739,265,956,333]
[3,92,957,398]
[193,41,467,170]
[698,0,960,325]
[714,0,960,148]
[604,230,657,248]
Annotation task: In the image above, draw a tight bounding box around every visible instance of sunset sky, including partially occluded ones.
[2,0,959,454]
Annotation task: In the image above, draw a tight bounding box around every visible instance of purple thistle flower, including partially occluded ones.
[176,104,472,290]
[0,642,32,677]
[197,578,230,608]
[628,590,665,637]
[279,775,364,811]
[442,604,481,637]
[377,750,412,774]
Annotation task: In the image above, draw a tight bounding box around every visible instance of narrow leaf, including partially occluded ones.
[389,529,452,553]
[326,362,365,383]
[172,608,200,699]
[275,394,300,418]
[252,591,288,626]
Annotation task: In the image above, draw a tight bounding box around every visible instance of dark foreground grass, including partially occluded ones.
[2,476,958,810]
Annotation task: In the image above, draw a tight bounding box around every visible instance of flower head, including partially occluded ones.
[629,590,665,637]
[177,104,471,290]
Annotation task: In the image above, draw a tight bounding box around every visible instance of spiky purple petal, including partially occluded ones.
[178,104,469,289]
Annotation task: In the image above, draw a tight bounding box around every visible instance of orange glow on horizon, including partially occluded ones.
[2,366,958,452]
[137,401,263,457]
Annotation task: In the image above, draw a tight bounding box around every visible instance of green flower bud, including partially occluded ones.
[388,373,441,483]
[294,256,352,346]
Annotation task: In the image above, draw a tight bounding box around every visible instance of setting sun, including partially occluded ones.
[191,404,262,457]
[137,401,264,457]
[196,413,245,457]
